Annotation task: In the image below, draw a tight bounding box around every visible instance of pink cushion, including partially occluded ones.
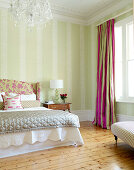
[2,95,23,110]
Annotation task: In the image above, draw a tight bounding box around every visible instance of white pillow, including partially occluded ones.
[0,92,5,102]
[21,94,36,101]
[9,93,36,101]
[9,93,17,97]
[2,93,36,101]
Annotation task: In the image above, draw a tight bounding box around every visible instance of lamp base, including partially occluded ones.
[54,89,60,104]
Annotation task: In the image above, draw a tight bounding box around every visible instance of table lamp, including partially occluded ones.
[50,80,63,103]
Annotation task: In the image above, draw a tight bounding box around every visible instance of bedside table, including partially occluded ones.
[43,103,72,112]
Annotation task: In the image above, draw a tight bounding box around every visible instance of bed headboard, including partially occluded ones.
[0,79,41,101]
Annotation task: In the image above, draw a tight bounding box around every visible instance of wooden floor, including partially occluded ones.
[0,122,134,170]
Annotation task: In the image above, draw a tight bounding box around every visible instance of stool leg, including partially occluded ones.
[114,135,118,146]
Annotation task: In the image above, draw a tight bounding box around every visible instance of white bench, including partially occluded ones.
[111,121,134,148]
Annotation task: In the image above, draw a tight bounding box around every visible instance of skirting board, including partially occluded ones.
[116,114,134,122]
[72,110,95,122]
[72,110,134,122]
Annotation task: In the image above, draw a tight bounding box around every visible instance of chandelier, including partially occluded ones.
[10,0,53,27]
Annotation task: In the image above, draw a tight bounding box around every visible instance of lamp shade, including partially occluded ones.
[50,80,63,89]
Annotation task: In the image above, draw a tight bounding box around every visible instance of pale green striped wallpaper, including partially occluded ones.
[0,9,96,111]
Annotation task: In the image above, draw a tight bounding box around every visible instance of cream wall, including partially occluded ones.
[86,25,97,111]
[0,9,90,111]
[0,5,132,116]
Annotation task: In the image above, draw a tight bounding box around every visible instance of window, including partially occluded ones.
[115,16,134,102]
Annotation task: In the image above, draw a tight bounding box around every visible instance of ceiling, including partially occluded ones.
[50,0,118,14]
[0,0,133,25]
[50,0,133,24]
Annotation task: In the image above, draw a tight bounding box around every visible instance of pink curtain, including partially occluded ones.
[94,19,116,129]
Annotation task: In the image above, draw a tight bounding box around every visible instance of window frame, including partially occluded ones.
[115,15,134,103]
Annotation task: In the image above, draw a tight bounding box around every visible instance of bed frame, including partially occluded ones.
[0,79,83,158]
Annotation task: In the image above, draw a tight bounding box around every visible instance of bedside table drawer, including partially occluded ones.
[43,103,71,112]
[48,105,58,109]
[48,104,68,110]
[57,104,68,110]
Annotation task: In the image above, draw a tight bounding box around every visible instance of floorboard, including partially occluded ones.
[0,121,134,170]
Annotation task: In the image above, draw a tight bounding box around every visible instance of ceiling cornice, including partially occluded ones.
[87,0,133,25]
[0,0,132,26]
[51,4,88,18]
[51,4,88,25]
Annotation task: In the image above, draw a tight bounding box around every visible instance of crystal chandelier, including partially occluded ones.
[10,0,53,27]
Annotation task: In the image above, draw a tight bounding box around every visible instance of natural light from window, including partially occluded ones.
[115,26,123,99]
[115,16,134,102]
[127,22,134,97]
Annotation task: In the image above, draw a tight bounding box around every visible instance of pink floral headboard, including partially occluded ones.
[0,79,40,101]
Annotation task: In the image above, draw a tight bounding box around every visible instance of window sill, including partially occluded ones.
[116,99,134,104]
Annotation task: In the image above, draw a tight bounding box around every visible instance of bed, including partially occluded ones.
[111,121,134,148]
[0,79,84,158]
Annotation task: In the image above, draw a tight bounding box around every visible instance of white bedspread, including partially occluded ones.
[0,127,84,158]
[0,107,84,158]
[0,127,84,149]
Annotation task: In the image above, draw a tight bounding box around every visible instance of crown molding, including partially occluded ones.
[51,4,88,25]
[51,4,87,18]
[87,0,133,25]
[0,0,132,26]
